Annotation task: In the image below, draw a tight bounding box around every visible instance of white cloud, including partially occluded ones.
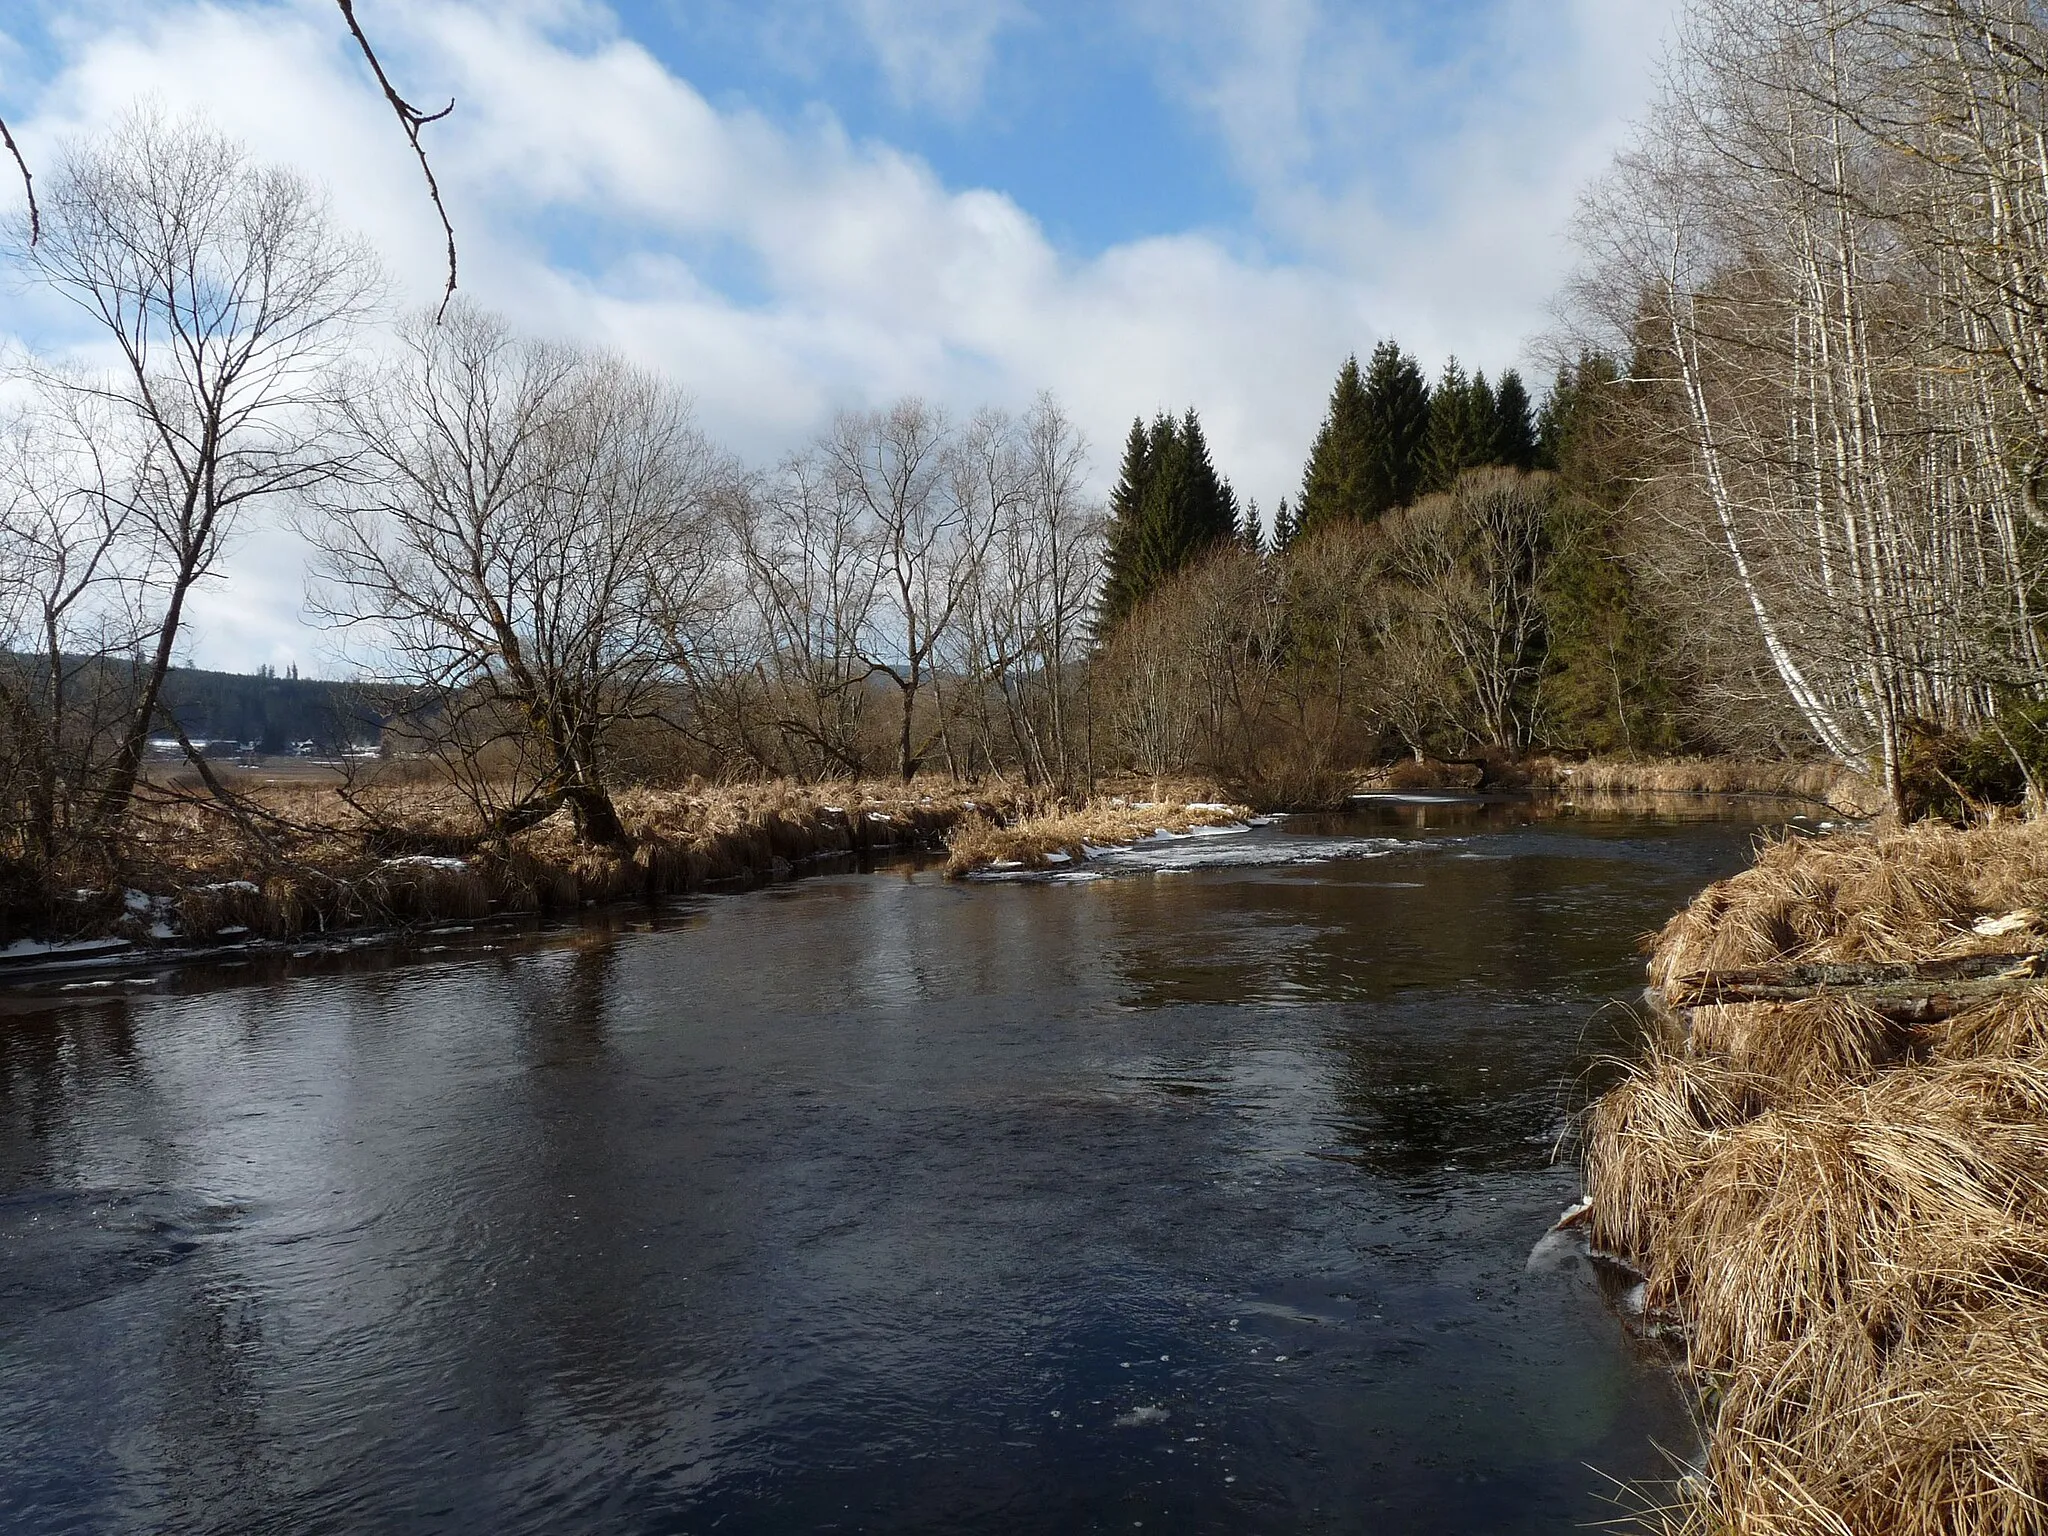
[0,0,1672,671]
[844,0,1027,116]
[1127,0,1680,374]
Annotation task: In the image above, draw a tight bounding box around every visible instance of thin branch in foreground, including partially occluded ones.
[0,114,37,242]
[335,0,458,317]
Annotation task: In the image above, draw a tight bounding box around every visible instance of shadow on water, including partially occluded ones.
[0,800,1770,1534]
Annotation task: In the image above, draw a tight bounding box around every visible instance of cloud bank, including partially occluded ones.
[0,0,1674,670]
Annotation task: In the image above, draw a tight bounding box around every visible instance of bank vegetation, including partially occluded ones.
[17,0,2048,945]
[1566,5,2048,1530]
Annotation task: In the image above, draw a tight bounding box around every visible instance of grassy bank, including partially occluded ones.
[5,778,1251,953]
[942,796,1252,877]
[1527,755,1880,815]
[1583,818,2048,1533]
[1352,753,1881,815]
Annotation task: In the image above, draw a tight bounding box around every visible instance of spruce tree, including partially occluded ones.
[1132,413,1190,597]
[1177,409,1234,548]
[1097,417,1159,632]
[1422,357,1494,494]
[1470,369,1498,455]
[1492,368,1538,470]
[1238,494,1263,555]
[1294,355,1374,534]
[1096,408,1238,635]
[1358,339,1431,515]
[1272,495,1297,552]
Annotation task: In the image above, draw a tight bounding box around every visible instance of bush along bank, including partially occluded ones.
[1581,818,2048,1534]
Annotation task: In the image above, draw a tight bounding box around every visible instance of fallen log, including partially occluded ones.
[1667,950,2045,1023]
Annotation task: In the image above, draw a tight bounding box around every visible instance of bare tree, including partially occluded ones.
[5,1,456,306]
[968,394,1101,789]
[0,397,144,871]
[720,450,883,778]
[826,400,997,781]
[307,305,730,846]
[1382,470,1554,753]
[8,110,376,832]
[1568,0,2048,809]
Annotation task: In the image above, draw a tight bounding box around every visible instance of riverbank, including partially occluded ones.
[1583,817,2048,1533]
[2,777,1257,959]
[1362,753,1880,815]
[942,798,1253,876]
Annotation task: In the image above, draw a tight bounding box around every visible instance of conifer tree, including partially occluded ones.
[1238,494,1263,555]
[1358,339,1431,515]
[1096,408,1238,635]
[1098,416,1159,632]
[1272,495,1297,552]
[1492,368,1538,470]
[1294,355,1374,534]
[1422,357,1495,493]
[1176,409,1235,548]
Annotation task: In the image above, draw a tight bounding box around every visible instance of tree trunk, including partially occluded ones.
[898,683,917,782]
[92,570,196,833]
[564,782,631,848]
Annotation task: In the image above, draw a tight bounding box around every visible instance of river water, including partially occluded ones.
[0,801,1766,1534]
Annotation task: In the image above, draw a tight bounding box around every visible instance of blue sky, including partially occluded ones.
[0,0,1679,669]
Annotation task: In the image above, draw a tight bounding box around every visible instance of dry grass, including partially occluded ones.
[942,796,1252,877]
[22,778,1035,947]
[10,775,1257,947]
[1528,755,1881,814]
[1648,819,2048,990]
[1586,817,2048,1534]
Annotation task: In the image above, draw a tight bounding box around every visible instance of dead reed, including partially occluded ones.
[33,778,1027,947]
[1527,756,1880,814]
[9,776,1253,949]
[1586,818,2048,1535]
[941,796,1251,877]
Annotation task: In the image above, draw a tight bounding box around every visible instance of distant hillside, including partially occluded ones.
[157,664,377,751]
[0,656,380,753]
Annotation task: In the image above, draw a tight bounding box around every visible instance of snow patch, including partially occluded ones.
[1974,909,2039,938]
[1,936,132,960]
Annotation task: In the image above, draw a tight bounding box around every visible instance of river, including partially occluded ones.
[0,800,1768,1534]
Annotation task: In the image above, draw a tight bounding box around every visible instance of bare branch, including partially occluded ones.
[335,0,458,318]
[0,114,37,243]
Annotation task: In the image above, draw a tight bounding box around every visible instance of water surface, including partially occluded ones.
[0,802,1764,1533]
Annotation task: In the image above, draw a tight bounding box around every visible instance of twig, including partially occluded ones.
[2,7,450,295]
[334,0,458,318]
[0,114,37,243]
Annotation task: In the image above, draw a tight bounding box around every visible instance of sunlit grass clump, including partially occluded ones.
[1584,819,2048,1535]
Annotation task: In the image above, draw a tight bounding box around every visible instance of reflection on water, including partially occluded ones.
[0,801,1763,1534]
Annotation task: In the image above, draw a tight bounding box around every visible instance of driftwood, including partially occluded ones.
[1667,950,2045,1024]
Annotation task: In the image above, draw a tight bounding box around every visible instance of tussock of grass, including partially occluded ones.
[1648,819,2048,990]
[1686,996,1917,1093]
[941,796,1252,877]
[1587,818,2048,1534]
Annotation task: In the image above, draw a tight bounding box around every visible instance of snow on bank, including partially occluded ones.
[968,818,1432,882]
